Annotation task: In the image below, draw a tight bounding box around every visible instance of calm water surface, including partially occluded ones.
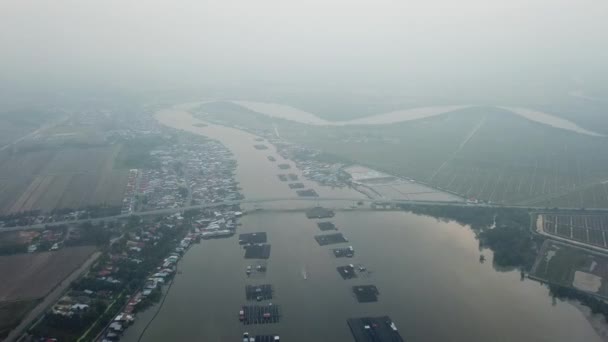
[120,106,604,342]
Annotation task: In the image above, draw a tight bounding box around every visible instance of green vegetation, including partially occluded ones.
[31,300,109,342]
[114,136,168,169]
[529,241,608,323]
[400,204,538,269]
[76,293,125,342]
[32,216,187,341]
[274,93,416,121]
[198,101,608,208]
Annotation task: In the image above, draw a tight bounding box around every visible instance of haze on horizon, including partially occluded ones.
[1,0,607,107]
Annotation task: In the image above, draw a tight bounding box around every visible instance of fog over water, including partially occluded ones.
[2,2,608,341]
[116,105,606,342]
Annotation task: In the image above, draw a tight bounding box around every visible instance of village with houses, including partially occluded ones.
[0,109,245,341]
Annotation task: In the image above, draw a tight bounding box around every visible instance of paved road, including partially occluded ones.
[4,251,102,342]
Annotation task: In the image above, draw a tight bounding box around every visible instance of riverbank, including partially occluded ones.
[137,103,606,341]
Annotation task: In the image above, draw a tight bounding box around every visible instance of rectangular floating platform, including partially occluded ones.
[306,207,335,219]
[314,233,348,246]
[254,144,269,150]
[239,232,268,245]
[278,174,288,181]
[333,246,355,258]
[288,182,305,189]
[244,336,281,342]
[267,156,276,161]
[245,263,268,278]
[244,244,271,259]
[288,173,298,181]
[353,285,379,303]
[317,222,337,231]
[278,163,291,169]
[245,284,273,301]
[297,189,319,197]
[337,265,357,279]
[240,305,280,325]
[347,316,404,342]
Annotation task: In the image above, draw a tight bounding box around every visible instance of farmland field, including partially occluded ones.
[0,246,96,301]
[0,145,129,214]
[195,102,608,208]
[0,299,40,339]
[530,240,608,298]
[537,213,608,249]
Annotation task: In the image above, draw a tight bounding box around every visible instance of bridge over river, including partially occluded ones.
[5,195,607,233]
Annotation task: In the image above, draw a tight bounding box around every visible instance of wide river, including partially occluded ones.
[121,104,606,342]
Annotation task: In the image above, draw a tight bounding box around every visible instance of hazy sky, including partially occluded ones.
[1,0,607,98]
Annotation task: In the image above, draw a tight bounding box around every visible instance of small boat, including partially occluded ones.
[301,266,308,280]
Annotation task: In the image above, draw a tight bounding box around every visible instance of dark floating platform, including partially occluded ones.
[278,174,288,181]
[317,221,337,231]
[288,173,298,181]
[245,284,273,301]
[306,207,335,219]
[288,182,305,189]
[278,163,291,169]
[314,233,348,246]
[337,265,357,279]
[244,244,271,259]
[353,285,379,303]
[347,316,404,342]
[254,144,269,150]
[267,156,276,162]
[245,263,268,278]
[239,305,280,325]
[333,246,355,258]
[239,232,268,245]
[297,189,319,197]
[242,334,281,342]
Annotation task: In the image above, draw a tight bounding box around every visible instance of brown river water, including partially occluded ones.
[119,105,605,342]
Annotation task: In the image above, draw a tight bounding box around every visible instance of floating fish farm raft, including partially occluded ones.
[288,182,305,189]
[287,173,298,181]
[278,163,291,169]
[254,144,269,150]
[353,285,380,303]
[333,246,355,258]
[240,305,280,325]
[337,265,358,279]
[278,174,288,181]
[314,233,348,246]
[297,189,319,197]
[245,284,273,301]
[317,221,337,231]
[244,244,271,259]
[243,335,281,342]
[347,316,404,342]
[267,156,276,161]
[239,232,268,245]
[306,207,335,219]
